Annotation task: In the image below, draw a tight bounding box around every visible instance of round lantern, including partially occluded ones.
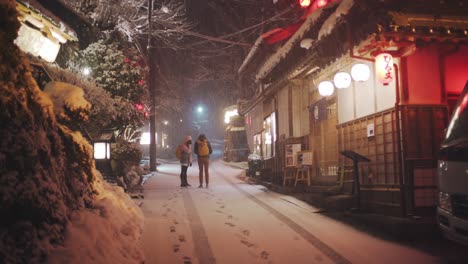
[375,53,394,85]
[318,81,334,96]
[333,72,352,89]
[351,63,370,82]
[317,0,328,8]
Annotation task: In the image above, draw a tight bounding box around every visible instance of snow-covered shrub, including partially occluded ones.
[40,62,118,131]
[111,141,143,185]
[0,1,144,262]
[111,141,142,164]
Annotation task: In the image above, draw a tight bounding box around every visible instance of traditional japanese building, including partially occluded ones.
[239,0,468,216]
[14,0,78,63]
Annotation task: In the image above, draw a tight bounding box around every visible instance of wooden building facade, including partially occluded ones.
[238,0,468,216]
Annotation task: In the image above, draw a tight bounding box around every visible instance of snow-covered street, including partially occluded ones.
[141,161,442,264]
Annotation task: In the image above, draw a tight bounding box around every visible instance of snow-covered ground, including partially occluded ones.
[48,177,144,264]
[141,161,445,264]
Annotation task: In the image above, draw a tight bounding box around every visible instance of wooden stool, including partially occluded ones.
[294,166,311,187]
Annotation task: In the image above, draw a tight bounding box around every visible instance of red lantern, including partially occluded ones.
[299,0,311,8]
[375,53,394,85]
[317,0,328,8]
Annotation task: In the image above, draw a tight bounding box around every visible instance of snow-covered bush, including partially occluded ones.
[111,141,142,164]
[40,62,118,131]
[111,141,143,190]
[0,1,144,262]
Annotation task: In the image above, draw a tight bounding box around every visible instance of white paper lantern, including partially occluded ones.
[333,72,351,89]
[375,53,394,85]
[318,81,334,96]
[351,63,370,82]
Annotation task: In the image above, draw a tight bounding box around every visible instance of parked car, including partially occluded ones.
[437,81,468,245]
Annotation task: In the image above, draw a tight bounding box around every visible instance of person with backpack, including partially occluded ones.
[176,135,192,187]
[194,134,212,188]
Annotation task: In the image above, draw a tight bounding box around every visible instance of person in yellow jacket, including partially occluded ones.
[194,134,213,188]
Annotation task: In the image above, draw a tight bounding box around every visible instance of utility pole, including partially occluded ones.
[148,0,157,171]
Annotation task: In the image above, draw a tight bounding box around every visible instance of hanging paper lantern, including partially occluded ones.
[299,0,311,8]
[318,81,334,96]
[317,0,328,8]
[333,72,352,89]
[351,63,370,82]
[375,53,394,85]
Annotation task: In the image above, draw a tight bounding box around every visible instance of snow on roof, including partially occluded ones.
[318,0,354,39]
[255,9,324,82]
[238,36,265,74]
[17,0,78,41]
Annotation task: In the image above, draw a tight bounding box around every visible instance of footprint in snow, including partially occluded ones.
[242,230,250,236]
[173,244,180,253]
[179,235,186,242]
[170,226,176,232]
[260,251,269,260]
[183,256,192,264]
[173,220,179,225]
[225,222,235,227]
[240,240,255,248]
[215,210,224,214]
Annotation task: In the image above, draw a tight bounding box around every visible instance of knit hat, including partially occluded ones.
[184,135,192,143]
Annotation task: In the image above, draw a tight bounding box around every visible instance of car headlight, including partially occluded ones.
[439,192,452,213]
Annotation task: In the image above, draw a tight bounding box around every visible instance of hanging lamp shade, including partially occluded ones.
[351,63,370,82]
[318,81,334,96]
[333,72,352,89]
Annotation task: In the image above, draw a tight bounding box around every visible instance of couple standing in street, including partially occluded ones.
[178,134,212,188]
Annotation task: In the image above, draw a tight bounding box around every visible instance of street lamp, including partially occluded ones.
[148,0,157,171]
[197,106,204,113]
[83,67,91,76]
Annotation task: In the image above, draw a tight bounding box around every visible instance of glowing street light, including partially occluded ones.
[83,67,91,76]
[197,106,204,113]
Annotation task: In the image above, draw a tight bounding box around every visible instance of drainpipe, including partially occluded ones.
[393,63,407,217]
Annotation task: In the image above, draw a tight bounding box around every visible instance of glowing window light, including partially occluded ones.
[333,72,352,89]
[224,109,239,124]
[351,63,370,82]
[318,81,334,96]
[93,142,110,159]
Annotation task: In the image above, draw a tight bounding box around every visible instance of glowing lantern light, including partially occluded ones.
[333,72,351,89]
[299,0,311,8]
[317,0,328,8]
[351,63,370,82]
[375,53,394,85]
[318,81,334,96]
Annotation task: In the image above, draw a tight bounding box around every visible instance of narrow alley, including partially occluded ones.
[141,162,443,264]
